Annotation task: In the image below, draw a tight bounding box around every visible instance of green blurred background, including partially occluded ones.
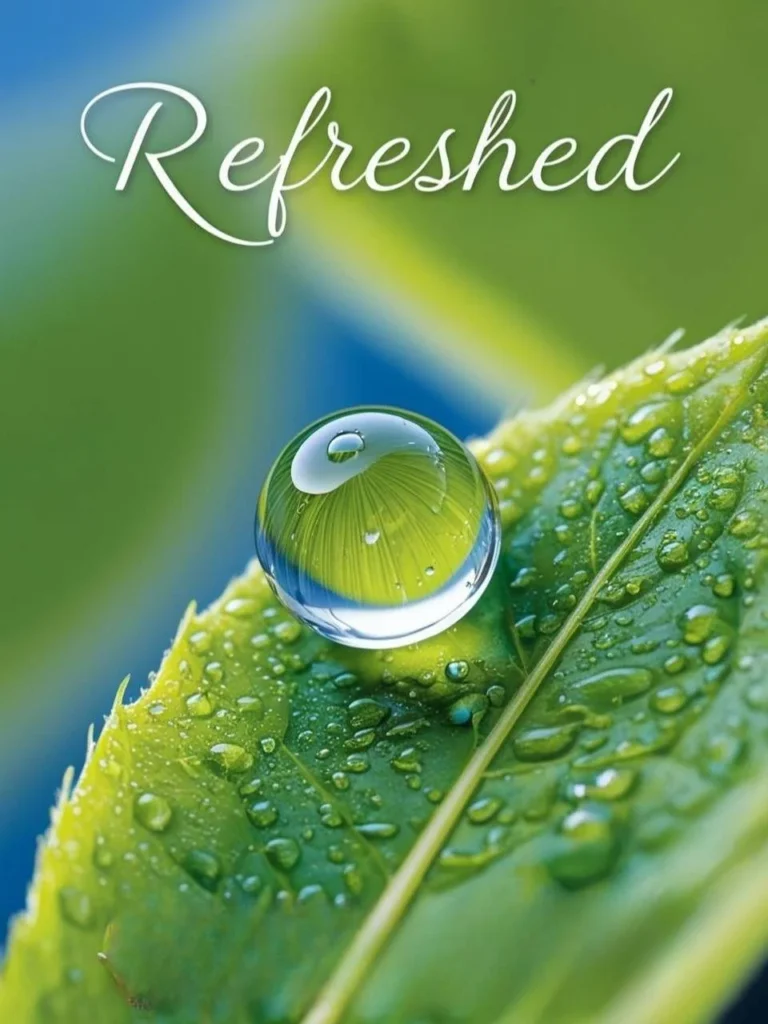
[2,2,768,1018]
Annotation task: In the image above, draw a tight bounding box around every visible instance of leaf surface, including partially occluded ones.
[3,322,768,1024]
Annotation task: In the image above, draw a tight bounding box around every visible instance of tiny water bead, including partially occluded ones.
[255,407,501,648]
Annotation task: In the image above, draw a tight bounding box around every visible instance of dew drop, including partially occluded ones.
[467,797,503,823]
[513,723,579,761]
[356,822,399,839]
[569,767,637,801]
[272,620,302,644]
[254,408,500,648]
[569,667,653,706]
[186,692,214,719]
[447,693,488,725]
[327,431,364,463]
[183,849,222,892]
[656,538,689,571]
[679,605,719,644]
[247,800,278,828]
[134,792,172,833]
[208,743,254,774]
[347,698,389,730]
[620,401,673,444]
[651,685,688,714]
[445,659,469,682]
[59,887,95,929]
[265,837,301,871]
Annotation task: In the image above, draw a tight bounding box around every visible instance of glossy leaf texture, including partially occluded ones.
[2,321,768,1024]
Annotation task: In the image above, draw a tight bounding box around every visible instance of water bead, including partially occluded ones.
[254,407,500,648]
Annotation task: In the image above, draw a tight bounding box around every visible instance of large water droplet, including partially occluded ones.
[255,407,500,648]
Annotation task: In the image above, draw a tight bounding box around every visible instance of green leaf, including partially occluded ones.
[3,321,768,1024]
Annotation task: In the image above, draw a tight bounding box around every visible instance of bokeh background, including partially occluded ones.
[2,2,768,1019]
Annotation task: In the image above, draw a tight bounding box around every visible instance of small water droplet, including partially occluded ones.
[273,620,302,644]
[445,659,469,682]
[59,887,95,929]
[208,743,254,774]
[186,692,214,718]
[679,605,719,644]
[467,797,503,824]
[656,538,689,571]
[183,849,221,892]
[247,801,278,828]
[327,431,364,463]
[569,667,653,706]
[356,822,399,839]
[513,723,579,761]
[236,695,264,716]
[265,837,302,871]
[448,693,488,725]
[651,685,688,714]
[347,698,389,730]
[134,793,172,833]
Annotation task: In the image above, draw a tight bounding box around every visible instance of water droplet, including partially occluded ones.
[730,510,759,539]
[356,822,399,839]
[656,538,689,571]
[569,767,637,801]
[445,659,469,682]
[239,873,263,895]
[255,408,501,648]
[467,797,503,823]
[513,723,579,761]
[59,887,95,929]
[487,685,506,707]
[619,485,650,516]
[712,573,736,598]
[186,692,214,718]
[208,743,254,774]
[679,605,719,644]
[448,693,488,725]
[546,805,619,889]
[327,431,364,463]
[203,661,224,684]
[621,401,673,444]
[663,654,687,675]
[265,837,301,871]
[569,667,653,706]
[708,487,738,512]
[134,793,172,833]
[183,849,222,892]
[702,634,731,665]
[391,747,422,773]
[651,685,688,714]
[347,698,389,730]
[247,800,278,828]
[647,427,675,457]
[188,630,211,655]
[236,695,264,716]
[273,620,302,644]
